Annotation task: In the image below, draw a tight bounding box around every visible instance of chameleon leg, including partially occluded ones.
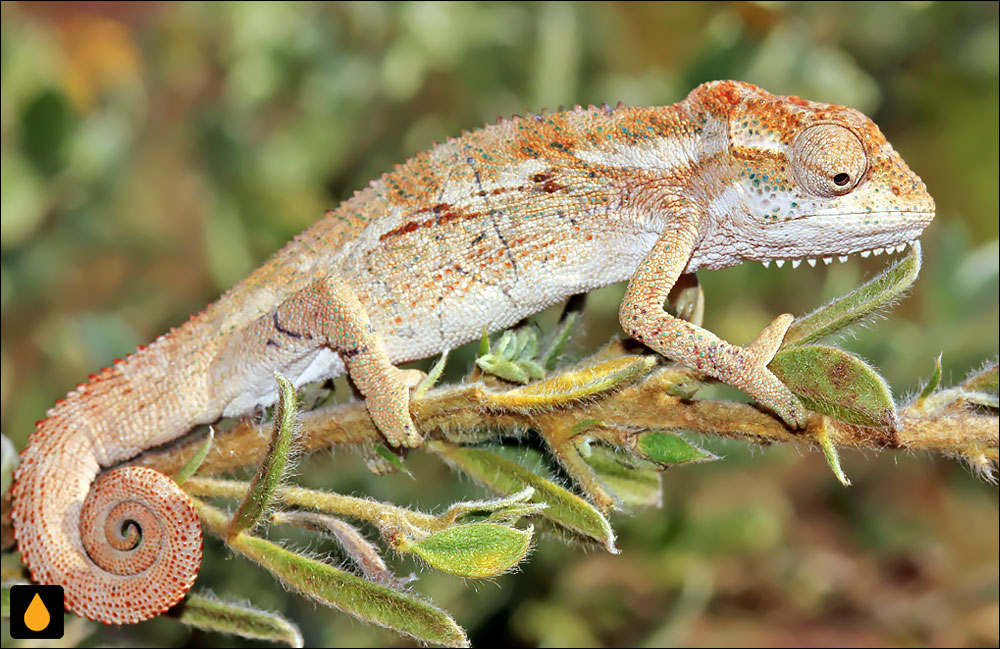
[271,276,422,447]
[619,211,808,429]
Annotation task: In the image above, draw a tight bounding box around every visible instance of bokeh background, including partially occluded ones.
[1,2,997,647]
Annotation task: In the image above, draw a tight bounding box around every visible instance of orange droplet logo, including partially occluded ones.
[25,592,51,632]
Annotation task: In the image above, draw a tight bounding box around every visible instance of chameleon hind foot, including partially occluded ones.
[267,276,424,448]
[358,363,422,448]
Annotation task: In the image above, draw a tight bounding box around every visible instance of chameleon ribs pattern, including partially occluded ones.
[12,81,935,625]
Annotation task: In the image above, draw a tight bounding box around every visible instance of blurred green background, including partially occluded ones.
[1,2,997,647]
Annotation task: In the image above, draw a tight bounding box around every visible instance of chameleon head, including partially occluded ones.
[689,81,935,269]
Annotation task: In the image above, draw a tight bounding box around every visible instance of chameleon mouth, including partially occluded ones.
[746,208,934,270]
[759,238,920,269]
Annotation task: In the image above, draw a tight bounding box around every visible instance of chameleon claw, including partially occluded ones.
[374,410,422,448]
[746,368,809,430]
[775,393,810,430]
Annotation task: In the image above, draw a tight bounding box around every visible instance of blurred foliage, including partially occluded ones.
[1,1,997,647]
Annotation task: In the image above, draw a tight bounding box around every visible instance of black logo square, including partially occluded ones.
[8,584,64,639]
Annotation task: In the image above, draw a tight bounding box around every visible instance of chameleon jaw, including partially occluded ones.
[759,239,920,269]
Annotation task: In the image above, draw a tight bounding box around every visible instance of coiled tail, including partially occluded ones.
[12,410,203,624]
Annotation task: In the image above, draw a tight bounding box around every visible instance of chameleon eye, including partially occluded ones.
[792,124,867,197]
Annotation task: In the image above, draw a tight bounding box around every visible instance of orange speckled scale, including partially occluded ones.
[12,81,935,624]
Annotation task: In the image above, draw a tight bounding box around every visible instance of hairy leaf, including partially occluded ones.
[477,329,546,384]
[175,592,303,647]
[275,511,412,588]
[371,443,410,476]
[428,441,617,553]
[414,351,449,398]
[635,432,718,466]
[783,241,921,347]
[542,310,582,370]
[962,360,999,395]
[400,522,532,578]
[233,533,468,647]
[173,428,214,485]
[437,488,546,527]
[816,422,851,486]
[917,353,943,404]
[227,374,298,538]
[580,443,662,509]
[484,356,655,411]
[771,345,897,428]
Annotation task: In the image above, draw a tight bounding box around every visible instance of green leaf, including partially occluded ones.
[494,331,515,358]
[275,511,411,588]
[519,359,547,380]
[174,427,214,485]
[961,391,1000,409]
[484,356,655,411]
[635,432,718,466]
[816,422,851,486]
[770,345,898,428]
[782,241,921,348]
[372,443,411,476]
[175,592,303,647]
[428,441,618,553]
[916,354,943,404]
[478,328,491,357]
[227,374,299,538]
[438,487,547,527]
[476,328,547,384]
[962,360,998,395]
[400,522,533,578]
[541,310,581,370]
[414,351,449,399]
[515,328,538,360]
[477,356,531,383]
[233,533,468,647]
[579,443,663,509]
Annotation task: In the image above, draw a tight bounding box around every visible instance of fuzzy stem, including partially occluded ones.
[0,357,995,547]
[128,362,995,476]
[183,477,439,531]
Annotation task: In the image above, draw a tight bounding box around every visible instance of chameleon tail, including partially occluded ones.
[11,416,201,625]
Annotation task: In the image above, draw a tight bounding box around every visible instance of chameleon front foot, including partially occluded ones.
[619,225,808,430]
[741,314,809,429]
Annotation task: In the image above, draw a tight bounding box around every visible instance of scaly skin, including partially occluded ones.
[11,81,935,625]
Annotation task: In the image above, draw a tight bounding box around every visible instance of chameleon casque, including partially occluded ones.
[11,80,935,624]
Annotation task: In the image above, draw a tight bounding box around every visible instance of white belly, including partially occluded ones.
[221,347,346,417]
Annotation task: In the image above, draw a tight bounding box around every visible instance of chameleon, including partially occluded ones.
[11,80,935,625]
